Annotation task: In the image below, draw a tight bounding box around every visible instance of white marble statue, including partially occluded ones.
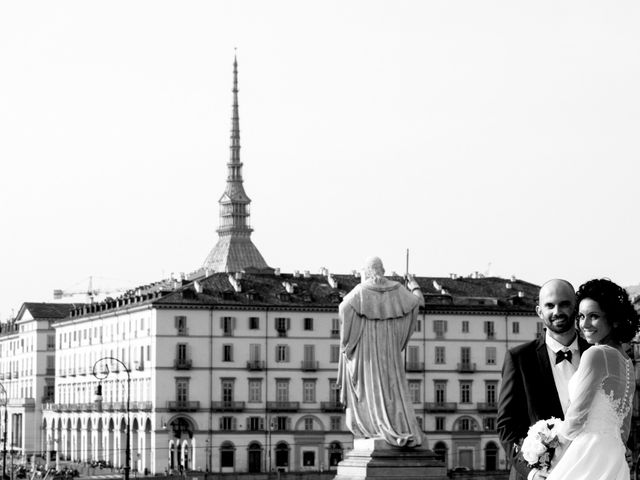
[337,256,425,447]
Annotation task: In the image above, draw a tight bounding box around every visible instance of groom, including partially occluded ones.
[497,279,590,480]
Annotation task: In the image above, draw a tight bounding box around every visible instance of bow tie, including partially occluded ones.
[555,349,572,364]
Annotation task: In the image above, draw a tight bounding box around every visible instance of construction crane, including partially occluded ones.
[53,276,129,304]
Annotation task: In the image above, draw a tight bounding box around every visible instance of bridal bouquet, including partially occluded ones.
[520,418,561,473]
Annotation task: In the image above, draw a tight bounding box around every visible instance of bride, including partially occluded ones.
[541,278,639,480]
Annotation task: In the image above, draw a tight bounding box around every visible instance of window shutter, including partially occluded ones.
[260,418,265,430]
[286,318,291,330]
[432,321,436,333]
[483,321,487,333]
[444,321,448,332]
[285,346,290,362]
[232,317,236,330]
[232,418,237,430]
[287,417,292,430]
[218,417,222,429]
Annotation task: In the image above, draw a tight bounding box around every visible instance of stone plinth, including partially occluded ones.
[334,438,447,480]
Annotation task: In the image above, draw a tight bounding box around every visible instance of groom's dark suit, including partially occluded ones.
[497,333,590,480]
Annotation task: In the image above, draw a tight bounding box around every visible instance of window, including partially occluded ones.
[461,321,469,333]
[222,379,234,403]
[275,416,290,431]
[407,345,420,366]
[220,417,236,430]
[221,317,235,336]
[484,321,495,339]
[176,379,189,403]
[460,418,471,431]
[434,381,447,404]
[435,417,445,431]
[304,418,314,431]
[329,379,339,403]
[408,380,421,403]
[330,318,340,337]
[304,317,314,331]
[536,322,544,338]
[303,344,316,368]
[248,379,262,403]
[249,317,260,330]
[303,451,315,466]
[46,335,55,350]
[460,381,472,403]
[484,417,496,431]
[276,345,289,363]
[485,381,498,404]
[177,343,188,362]
[276,379,290,402]
[330,345,339,363]
[220,442,235,467]
[249,344,261,362]
[303,380,316,403]
[460,346,471,367]
[223,344,233,362]
[275,317,290,337]
[512,321,520,334]
[435,346,446,364]
[330,416,341,431]
[486,346,497,365]
[175,316,187,336]
[248,417,264,431]
[415,320,422,332]
[433,320,447,338]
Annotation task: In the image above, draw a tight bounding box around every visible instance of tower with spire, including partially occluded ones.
[203,56,270,273]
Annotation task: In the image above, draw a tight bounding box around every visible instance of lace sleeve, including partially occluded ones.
[557,347,606,441]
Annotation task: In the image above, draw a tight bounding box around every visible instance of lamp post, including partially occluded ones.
[93,357,130,480]
[0,382,7,480]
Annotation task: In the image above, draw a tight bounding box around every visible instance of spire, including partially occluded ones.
[203,55,270,273]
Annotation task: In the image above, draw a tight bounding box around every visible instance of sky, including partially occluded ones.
[1,1,639,319]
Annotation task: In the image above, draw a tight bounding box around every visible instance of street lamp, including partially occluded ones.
[0,382,7,480]
[93,357,130,480]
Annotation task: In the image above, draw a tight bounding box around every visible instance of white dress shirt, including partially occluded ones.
[545,330,580,415]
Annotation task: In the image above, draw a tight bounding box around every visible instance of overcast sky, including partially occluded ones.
[1,1,639,318]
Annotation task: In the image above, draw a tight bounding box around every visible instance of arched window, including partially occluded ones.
[453,416,480,432]
[220,441,235,468]
[275,442,289,469]
[484,441,498,471]
[328,441,343,467]
[247,442,262,473]
[433,441,448,467]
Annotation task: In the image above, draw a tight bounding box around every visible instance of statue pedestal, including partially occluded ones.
[334,438,447,480]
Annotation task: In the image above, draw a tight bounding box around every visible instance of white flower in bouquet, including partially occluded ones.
[520,418,562,472]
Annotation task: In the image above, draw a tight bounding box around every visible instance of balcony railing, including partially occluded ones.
[246,360,265,371]
[405,362,425,372]
[457,362,476,373]
[211,401,245,412]
[300,361,319,371]
[167,401,200,411]
[174,359,193,370]
[477,402,498,412]
[330,330,340,338]
[266,401,299,412]
[131,401,153,411]
[320,401,344,412]
[424,402,458,413]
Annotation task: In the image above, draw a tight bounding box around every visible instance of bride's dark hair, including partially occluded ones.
[576,278,640,343]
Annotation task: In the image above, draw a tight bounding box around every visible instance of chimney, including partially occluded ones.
[518,291,525,298]
[293,270,300,278]
[505,282,512,289]
[511,275,516,282]
[274,268,281,276]
[303,270,311,278]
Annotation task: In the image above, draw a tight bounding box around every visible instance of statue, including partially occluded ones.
[337,256,424,447]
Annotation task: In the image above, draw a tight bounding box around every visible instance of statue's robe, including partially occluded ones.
[338,280,423,447]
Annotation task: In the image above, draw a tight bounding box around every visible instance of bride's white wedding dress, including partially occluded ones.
[547,344,635,480]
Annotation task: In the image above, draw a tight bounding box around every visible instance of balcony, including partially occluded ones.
[246,360,265,371]
[174,359,193,370]
[320,401,344,412]
[301,361,319,371]
[457,362,476,373]
[330,330,340,338]
[405,362,424,372]
[167,401,200,412]
[424,402,458,413]
[130,401,153,411]
[267,401,299,412]
[211,401,245,412]
[477,402,498,412]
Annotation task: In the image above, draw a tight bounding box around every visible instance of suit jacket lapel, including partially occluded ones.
[535,336,564,418]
